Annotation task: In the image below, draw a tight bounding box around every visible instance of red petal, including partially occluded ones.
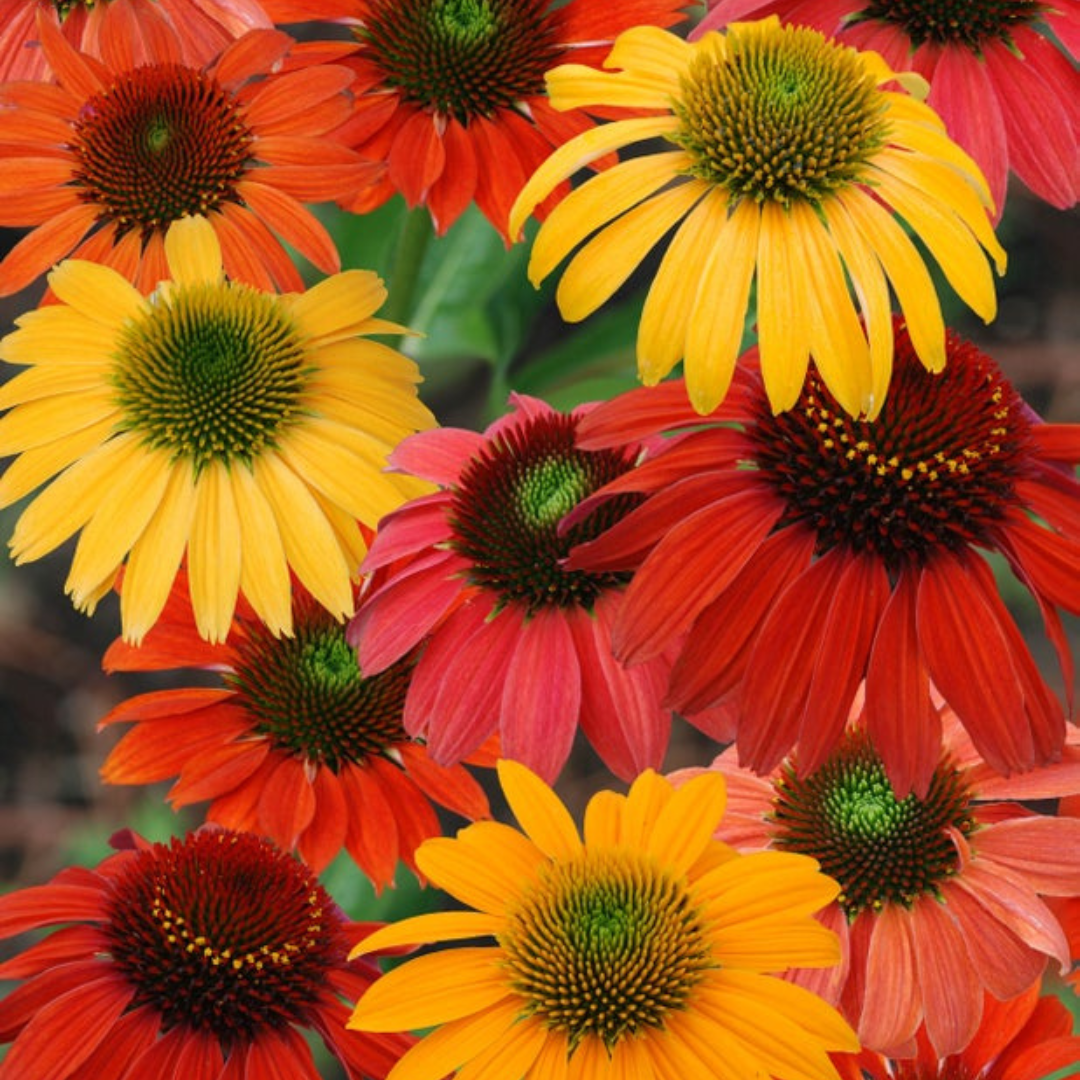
[297,767,348,874]
[0,885,104,936]
[340,764,399,888]
[426,118,478,234]
[669,526,816,713]
[214,202,302,291]
[257,757,317,850]
[396,742,491,821]
[613,485,783,662]
[387,109,446,205]
[368,757,441,877]
[865,568,941,798]
[916,553,1033,773]
[167,741,269,806]
[388,428,486,486]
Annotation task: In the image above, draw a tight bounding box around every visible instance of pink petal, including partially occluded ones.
[973,817,1080,894]
[388,427,486,485]
[360,493,452,570]
[499,607,582,782]
[858,904,921,1053]
[911,895,984,1056]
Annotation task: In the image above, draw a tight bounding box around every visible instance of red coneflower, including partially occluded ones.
[671,703,1080,1057]
[0,0,272,81]
[328,0,694,240]
[0,11,379,295]
[570,318,1080,795]
[697,0,1078,217]
[348,394,701,783]
[100,571,492,884]
[0,828,413,1079]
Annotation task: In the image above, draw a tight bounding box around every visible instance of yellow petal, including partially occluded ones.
[187,460,241,643]
[9,434,140,562]
[349,947,512,1031]
[787,199,871,418]
[277,420,411,526]
[350,911,504,958]
[545,63,677,111]
[454,1008,548,1080]
[756,200,812,414]
[554,182,704,322]
[620,770,673,848]
[0,417,115,506]
[252,452,354,619]
[604,24,697,84]
[837,187,946,372]
[886,108,993,207]
[47,257,146,328]
[0,362,114,408]
[0,392,116,454]
[645,770,727,878]
[378,999,527,1080]
[228,462,292,637]
[289,270,387,341]
[681,196,759,413]
[498,759,581,861]
[529,151,688,284]
[820,197,894,419]
[416,822,545,914]
[163,215,224,284]
[525,1032,569,1080]
[122,463,198,644]
[638,186,730,388]
[582,789,626,849]
[65,447,172,608]
[870,160,1001,320]
[0,308,119,367]
[508,115,680,241]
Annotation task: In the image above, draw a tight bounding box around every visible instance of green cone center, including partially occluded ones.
[673,22,888,207]
[770,730,976,917]
[113,281,309,471]
[448,411,641,614]
[502,849,713,1050]
[227,610,413,772]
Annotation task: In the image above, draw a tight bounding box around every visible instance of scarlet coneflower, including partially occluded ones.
[348,761,858,1079]
[0,0,272,81]
[672,706,1080,1057]
[100,572,492,884]
[0,10,379,294]
[349,394,693,783]
[330,0,694,240]
[569,318,1079,795]
[0,828,413,1079]
[697,0,1078,217]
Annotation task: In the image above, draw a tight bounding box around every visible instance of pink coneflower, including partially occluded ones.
[348,394,697,783]
[672,704,1080,1057]
[697,0,1078,217]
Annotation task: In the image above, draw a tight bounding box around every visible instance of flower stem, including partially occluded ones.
[381,205,434,334]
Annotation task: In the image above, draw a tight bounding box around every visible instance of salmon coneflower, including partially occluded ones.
[100,571,493,884]
[671,705,1080,1057]
[569,318,1080,795]
[0,828,413,1079]
[348,393,708,784]
[328,0,694,241]
[510,16,1005,418]
[0,0,273,81]
[836,981,1080,1080]
[0,216,435,644]
[0,10,380,295]
[697,0,1079,218]
[348,760,858,1079]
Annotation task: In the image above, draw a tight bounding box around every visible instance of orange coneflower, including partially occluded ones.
[0,11,379,295]
[100,571,493,884]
